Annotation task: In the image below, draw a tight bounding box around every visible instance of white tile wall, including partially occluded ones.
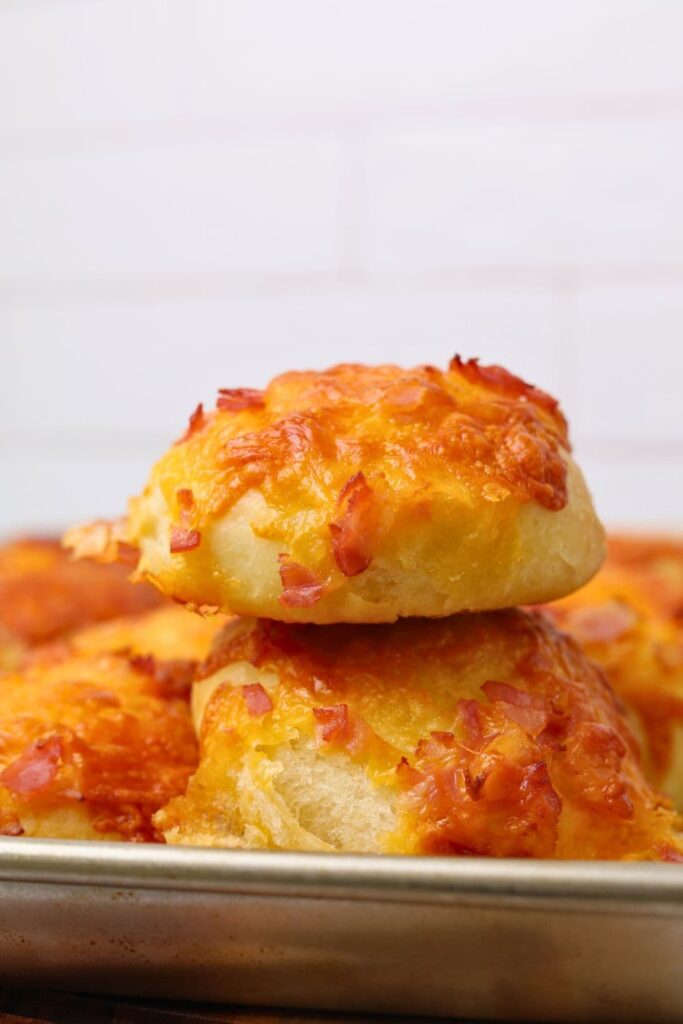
[0,0,178,140]
[363,119,683,273]
[191,1,683,115]
[575,286,683,445]
[0,138,342,281]
[1,0,682,535]
[577,454,683,531]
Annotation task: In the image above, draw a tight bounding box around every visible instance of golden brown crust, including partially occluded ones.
[157,611,680,859]
[79,358,604,623]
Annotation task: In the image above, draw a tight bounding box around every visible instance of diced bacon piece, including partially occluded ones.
[450,355,562,419]
[217,388,265,412]
[169,527,202,554]
[313,704,350,743]
[457,699,484,744]
[482,680,549,735]
[660,845,683,863]
[278,556,326,608]
[176,403,207,444]
[330,472,378,577]
[482,680,533,707]
[242,683,273,716]
[1,735,63,795]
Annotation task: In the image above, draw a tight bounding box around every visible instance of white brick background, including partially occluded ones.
[1,0,682,534]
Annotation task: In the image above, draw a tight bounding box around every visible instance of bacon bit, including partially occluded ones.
[0,818,24,837]
[329,471,379,577]
[537,715,569,752]
[242,683,273,717]
[659,844,683,863]
[520,761,562,819]
[430,730,456,746]
[562,602,638,646]
[313,704,350,743]
[579,722,627,761]
[482,680,534,707]
[278,555,326,608]
[457,699,484,744]
[1,735,63,795]
[217,388,266,412]
[450,355,563,422]
[176,403,207,444]
[482,680,549,736]
[169,526,202,554]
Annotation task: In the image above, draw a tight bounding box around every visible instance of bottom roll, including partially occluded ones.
[157,610,682,860]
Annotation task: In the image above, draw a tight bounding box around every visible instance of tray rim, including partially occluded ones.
[2,837,683,909]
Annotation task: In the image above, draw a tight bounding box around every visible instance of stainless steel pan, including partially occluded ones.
[1,839,681,1022]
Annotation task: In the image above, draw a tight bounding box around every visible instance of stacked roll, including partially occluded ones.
[67,357,683,859]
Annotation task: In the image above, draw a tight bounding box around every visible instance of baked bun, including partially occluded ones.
[156,611,680,860]
[545,535,683,809]
[68,358,604,623]
[0,536,163,670]
[0,646,196,841]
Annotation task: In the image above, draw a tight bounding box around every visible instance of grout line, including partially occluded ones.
[3,268,683,310]
[5,95,683,158]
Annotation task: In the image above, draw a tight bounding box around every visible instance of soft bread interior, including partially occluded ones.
[188,662,396,852]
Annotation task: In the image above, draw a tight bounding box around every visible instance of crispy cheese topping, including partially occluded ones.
[170,360,569,531]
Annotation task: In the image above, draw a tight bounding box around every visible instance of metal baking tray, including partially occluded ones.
[1,839,682,1023]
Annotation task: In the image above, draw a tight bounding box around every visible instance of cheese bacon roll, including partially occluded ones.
[0,606,227,840]
[66,358,604,624]
[0,536,163,670]
[546,535,683,808]
[156,611,680,860]
[0,647,197,842]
